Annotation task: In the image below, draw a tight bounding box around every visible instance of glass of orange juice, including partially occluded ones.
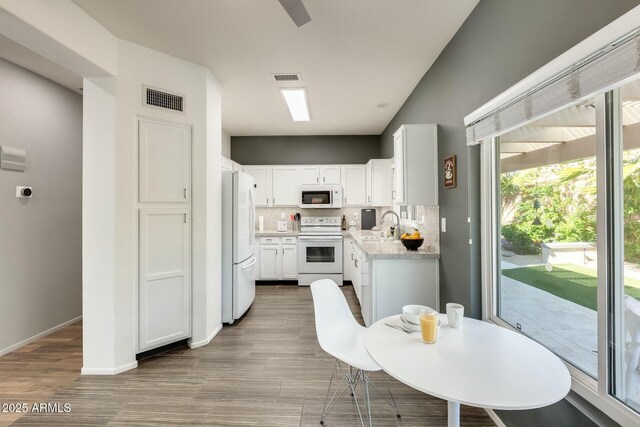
[419,309,438,344]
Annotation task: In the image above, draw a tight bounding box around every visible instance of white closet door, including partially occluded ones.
[139,209,191,351]
[139,119,191,203]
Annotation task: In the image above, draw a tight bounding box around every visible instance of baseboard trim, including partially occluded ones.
[188,323,223,349]
[81,361,138,376]
[0,315,82,357]
[485,409,507,427]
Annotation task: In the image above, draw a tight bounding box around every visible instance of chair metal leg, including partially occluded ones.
[362,372,373,427]
[321,361,366,426]
[320,362,400,427]
[320,360,338,425]
[367,372,401,418]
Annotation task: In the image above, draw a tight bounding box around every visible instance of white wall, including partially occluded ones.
[0,1,224,374]
[0,58,82,355]
[82,39,223,374]
[222,130,231,157]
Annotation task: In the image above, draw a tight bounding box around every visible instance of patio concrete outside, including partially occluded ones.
[500,255,640,409]
[500,260,597,377]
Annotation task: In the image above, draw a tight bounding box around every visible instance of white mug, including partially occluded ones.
[446,303,464,329]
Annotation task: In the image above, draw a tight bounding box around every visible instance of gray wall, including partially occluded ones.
[379,0,638,425]
[0,58,82,354]
[231,135,380,165]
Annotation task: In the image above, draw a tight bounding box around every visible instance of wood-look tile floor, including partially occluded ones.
[1,284,495,426]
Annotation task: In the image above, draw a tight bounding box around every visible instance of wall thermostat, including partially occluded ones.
[16,186,33,198]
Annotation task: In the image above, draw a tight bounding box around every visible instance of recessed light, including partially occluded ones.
[377,102,389,108]
[280,88,310,121]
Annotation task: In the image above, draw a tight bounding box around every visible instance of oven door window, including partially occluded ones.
[302,191,331,205]
[306,246,335,263]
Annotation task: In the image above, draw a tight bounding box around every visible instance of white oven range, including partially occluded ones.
[297,216,343,286]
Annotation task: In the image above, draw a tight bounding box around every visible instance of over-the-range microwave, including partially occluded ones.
[299,185,343,209]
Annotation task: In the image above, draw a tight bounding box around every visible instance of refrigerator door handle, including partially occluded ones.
[241,257,257,270]
[249,185,256,246]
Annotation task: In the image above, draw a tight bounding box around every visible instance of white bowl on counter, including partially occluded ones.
[402,304,437,325]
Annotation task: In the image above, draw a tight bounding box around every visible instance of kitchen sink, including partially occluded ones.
[360,235,398,243]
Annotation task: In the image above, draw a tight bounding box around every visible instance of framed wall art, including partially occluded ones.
[444,155,456,189]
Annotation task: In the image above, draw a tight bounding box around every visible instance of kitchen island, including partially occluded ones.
[346,230,440,326]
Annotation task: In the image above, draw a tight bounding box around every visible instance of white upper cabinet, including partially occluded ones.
[366,159,392,207]
[393,124,438,206]
[244,166,272,207]
[320,165,341,184]
[299,165,341,185]
[222,156,234,172]
[272,166,300,206]
[232,160,243,172]
[299,166,320,184]
[341,165,366,206]
[244,162,394,208]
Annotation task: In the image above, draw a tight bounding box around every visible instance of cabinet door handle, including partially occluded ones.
[184,188,187,199]
[183,213,187,223]
[323,176,326,183]
[392,190,396,199]
[354,259,359,268]
[316,176,319,183]
[266,198,268,204]
[273,198,275,205]
[368,196,371,203]
[351,253,355,260]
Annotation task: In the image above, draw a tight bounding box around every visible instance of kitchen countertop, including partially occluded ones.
[347,230,440,260]
[256,230,354,237]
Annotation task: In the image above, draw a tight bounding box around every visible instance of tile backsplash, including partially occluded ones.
[255,207,389,231]
[398,205,440,252]
[255,205,440,253]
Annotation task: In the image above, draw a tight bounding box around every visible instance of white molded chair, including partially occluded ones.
[311,279,400,426]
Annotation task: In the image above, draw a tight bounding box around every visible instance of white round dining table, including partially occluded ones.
[364,315,571,427]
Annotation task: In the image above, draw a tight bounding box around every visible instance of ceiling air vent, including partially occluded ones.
[143,85,185,113]
[272,73,301,82]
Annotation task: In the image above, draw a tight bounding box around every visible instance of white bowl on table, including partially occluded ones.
[402,304,436,325]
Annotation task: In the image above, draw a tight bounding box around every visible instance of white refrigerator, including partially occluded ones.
[222,170,257,324]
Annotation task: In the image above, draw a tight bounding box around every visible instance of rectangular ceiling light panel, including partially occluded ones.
[280,88,310,121]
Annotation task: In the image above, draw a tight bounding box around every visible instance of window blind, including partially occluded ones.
[466,29,640,145]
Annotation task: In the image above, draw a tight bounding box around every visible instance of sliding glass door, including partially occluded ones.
[484,77,640,418]
[496,97,600,378]
[612,79,640,412]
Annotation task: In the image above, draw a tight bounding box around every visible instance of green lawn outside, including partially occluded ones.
[501,264,640,311]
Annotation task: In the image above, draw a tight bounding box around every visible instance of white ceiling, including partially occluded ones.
[72,0,478,136]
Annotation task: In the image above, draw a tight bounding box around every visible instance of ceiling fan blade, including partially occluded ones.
[278,0,311,27]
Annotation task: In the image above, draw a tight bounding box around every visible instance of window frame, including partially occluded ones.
[479,89,640,425]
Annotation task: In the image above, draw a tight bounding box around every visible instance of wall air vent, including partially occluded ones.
[143,85,185,113]
[272,73,301,82]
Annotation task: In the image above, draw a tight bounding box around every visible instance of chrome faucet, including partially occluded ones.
[380,210,401,239]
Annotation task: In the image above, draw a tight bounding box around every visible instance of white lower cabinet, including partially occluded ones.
[259,242,280,279]
[350,242,438,327]
[281,243,298,279]
[343,237,354,281]
[259,237,297,280]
